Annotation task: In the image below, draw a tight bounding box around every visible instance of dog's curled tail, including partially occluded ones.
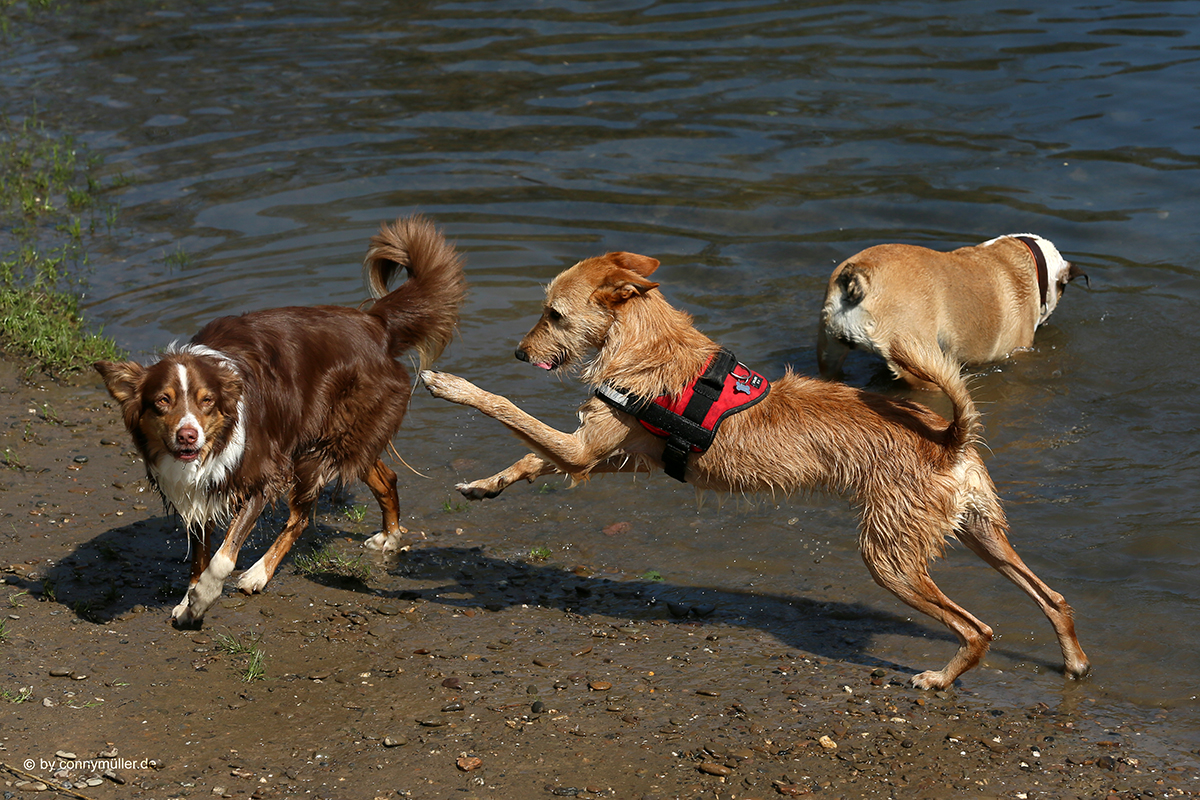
[362,214,468,372]
[887,340,982,459]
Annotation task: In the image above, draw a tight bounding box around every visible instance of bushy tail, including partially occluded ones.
[886,340,981,460]
[362,215,468,372]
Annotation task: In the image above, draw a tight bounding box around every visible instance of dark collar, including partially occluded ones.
[1015,235,1049,308]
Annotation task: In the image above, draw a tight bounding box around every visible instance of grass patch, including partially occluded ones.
[214,630,268,682]
[1,111,124,374]
[1,686,32,704]
[293,543,373,583]
[528,545,552,562]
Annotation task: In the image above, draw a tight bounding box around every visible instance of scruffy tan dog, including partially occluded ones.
[818,234,1087,384]
[421,251,1089,690]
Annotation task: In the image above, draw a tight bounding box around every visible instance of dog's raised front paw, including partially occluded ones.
[420,370,478,405]
[456,480,503,500]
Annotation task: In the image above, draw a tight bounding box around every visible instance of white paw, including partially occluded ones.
[237,560,270,594]
[171,595,196,627]
[364,531,409,554]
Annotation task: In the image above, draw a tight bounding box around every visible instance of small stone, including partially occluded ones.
[818,735,838,750]
[383,736,407,747]
[42,697,55,707]
[55,750,77,759]
[441,701,464,712]
[73,455,88,464]
[696,689,721,697]
[49,667,72,677]
[456,756,483,772]
[531,701,545,714]
[698,762,733,776]
[441,677,462,689]
[588,681,612,691]
[309,671,333,681]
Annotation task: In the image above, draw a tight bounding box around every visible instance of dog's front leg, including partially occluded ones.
[457,452,556,499]
[172,523,214,623]
[172,492,268,629]
[422,370,625,476]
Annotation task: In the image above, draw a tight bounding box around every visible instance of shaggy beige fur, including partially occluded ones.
[422,251,1089,689]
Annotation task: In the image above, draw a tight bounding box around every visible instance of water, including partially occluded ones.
[5,0,1199,760]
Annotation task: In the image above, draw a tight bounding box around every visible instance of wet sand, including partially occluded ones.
[1,355,1196,799]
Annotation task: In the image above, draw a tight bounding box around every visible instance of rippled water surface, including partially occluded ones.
[6,0,1199,758]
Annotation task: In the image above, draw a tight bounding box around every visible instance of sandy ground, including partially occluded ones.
[0,354,1197,800]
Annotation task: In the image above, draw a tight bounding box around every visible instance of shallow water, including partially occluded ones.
[5,0,1199,759]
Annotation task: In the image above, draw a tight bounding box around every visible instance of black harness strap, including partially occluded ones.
[595,348,744,482]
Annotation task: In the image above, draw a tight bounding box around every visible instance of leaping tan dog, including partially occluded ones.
[421,251,1089,690]
[817,234,1087,385]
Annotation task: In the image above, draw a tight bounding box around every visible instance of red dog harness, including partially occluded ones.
[595,348,770,482]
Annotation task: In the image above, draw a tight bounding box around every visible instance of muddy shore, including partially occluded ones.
[0,355,1196,800]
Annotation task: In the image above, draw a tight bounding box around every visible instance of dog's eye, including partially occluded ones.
[198,394,216,409]
[545,308,563,323]
[154,393,171,411]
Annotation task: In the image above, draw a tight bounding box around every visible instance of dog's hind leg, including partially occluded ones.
[173,492,268,628]
[955,512,1090,680]
[864,555,995,690]
[363,459,408,553]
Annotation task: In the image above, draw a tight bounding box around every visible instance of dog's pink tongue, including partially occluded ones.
[534,362,554,370]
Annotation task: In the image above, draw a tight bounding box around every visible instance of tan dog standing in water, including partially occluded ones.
[421,251,1089,690]
[818,234,1087,385]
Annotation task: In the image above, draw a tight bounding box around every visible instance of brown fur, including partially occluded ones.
[422,252,1089,689]
[96,215,466,628]
[817,235,1087,385]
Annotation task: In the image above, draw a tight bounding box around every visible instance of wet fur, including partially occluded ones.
[817,234,1087,385]
[96,215,466,628]
[421,251,1089,689]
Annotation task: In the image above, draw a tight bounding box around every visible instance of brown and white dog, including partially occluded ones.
[96,215,466,628]
[419,251,1089,689]
[817,234,1087,385]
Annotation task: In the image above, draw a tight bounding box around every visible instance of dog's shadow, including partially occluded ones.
[39,517,1065,685]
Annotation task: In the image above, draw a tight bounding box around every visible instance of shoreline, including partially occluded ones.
[1,354,1196,799]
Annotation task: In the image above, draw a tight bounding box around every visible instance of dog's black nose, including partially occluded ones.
[515,349,529,362]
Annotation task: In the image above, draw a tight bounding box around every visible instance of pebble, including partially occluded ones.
[49,667,72,677]
[698,762,733,776]
[696,689,721,697]
[56,750,77,759]
[818,735,838,750]
[456,756,483,771]
[589,681,612,691]
[531,701,545,714]
[383,736,407,747]
[441,701,464,712]
[441,677,462,689]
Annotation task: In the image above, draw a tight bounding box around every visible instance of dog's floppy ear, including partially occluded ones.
[593,272,660,308]
[95,360,145,406]
[605,251,660,278]
[1065,262,1090,288]
[216,368,244,417]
